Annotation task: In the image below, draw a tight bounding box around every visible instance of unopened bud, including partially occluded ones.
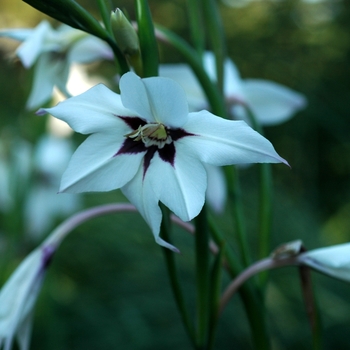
[111,8,140,56]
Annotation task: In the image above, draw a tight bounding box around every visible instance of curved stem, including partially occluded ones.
[219,257,301,315]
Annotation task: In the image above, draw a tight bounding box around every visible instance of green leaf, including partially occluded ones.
[22,0,108,40]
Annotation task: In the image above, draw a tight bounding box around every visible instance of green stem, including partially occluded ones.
[208,217,271,350]
[202,0,226,94]
[194,205,210,349]
[160,205,196,347]
[155,26,226,118]
[97,0,112,34]
[186,0,205,56]
[226,165,251,267]
[135,0,158,77]
[245,106,273,283]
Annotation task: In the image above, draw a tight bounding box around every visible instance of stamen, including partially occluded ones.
[125,123,172,149]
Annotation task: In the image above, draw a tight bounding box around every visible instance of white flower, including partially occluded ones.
[299,243,350,282]
[0,243,56,350]
[159,52,307,126]
[0,20,113,110]
[38,72,288,252]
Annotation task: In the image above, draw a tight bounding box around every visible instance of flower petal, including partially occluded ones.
[39,84,135,134]
[300,243,350,282]
[237,79,307,125]
[26,53,69,110]
[68,36,113,63]
[120,72,189,127]
[16,21,52,68]
[183,110,289,166]
[159,64,207,111]
[59,133,145,193]
[121,163,180,252]
[148,149,207,222]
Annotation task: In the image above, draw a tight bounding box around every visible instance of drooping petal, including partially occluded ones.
[16,21,52,68]
[59,133,145,193]
[38,84,135,134]
[147,148,207,222]
[120,72,189,127]
[121,163,180,252]
[236,79,307,125]
[26,53,69,110]
[183,110,289,166]
[159,64,207,111]
[68,36,113,63]
[0,29,33,42]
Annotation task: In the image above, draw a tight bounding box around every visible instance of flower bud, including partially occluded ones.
[111,8,140,56]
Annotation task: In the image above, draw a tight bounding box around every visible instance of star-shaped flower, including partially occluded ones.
[38,72,288,251]
[0,20,113,110]
[159,52,307,126]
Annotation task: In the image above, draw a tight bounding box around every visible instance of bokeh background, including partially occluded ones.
[1,0,350,349]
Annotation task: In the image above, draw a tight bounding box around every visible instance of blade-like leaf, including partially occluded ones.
[22,0,108,40]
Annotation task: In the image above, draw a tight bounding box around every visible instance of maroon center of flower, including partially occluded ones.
[114,116,194,177]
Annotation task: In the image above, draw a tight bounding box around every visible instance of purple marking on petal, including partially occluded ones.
[116,115,146,129]
[115,138,147,156]
[41,245,56,270]
[143,147,157,178]
[158,143,176,166]
[169,128,196,141]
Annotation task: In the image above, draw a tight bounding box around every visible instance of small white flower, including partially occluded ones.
[0,20,113,110]
[159,52,307,126]
[299,243,350,282]
[39,72,288,251]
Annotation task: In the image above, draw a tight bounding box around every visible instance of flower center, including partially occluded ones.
[125,123,172,149]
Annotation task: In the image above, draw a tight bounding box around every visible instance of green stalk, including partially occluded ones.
[155,26,226,118]
[135,0,158,77]
[208,217,271,350]
[245,106,273,284]
[160,205,196,347]
[226,165,251,267]
[186,0,205,56]
[97,0,113,34]
[194,205,210,349]
[207,243,225,350]
[202,0,226,93]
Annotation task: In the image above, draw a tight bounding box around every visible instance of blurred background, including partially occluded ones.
[0,0,350,349]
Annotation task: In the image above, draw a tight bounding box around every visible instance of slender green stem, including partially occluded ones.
[194,205,210,349]
[244,106,273,283]
[298,266,323,350]
[186,0,205,56]
[135,0,158,77]
[226,165,251,267]
[155,26,226,118]
[207,244,225,350]
[202,0,226,94]
[208,216,271,350]
[160,206,196,347]
[97,0,112,34]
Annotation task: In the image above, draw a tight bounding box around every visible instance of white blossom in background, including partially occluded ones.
[159,51,307,126]
[299,243,350,282]
[38,72,288,252]
[160,52,306,212]
[0,20,113,110]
